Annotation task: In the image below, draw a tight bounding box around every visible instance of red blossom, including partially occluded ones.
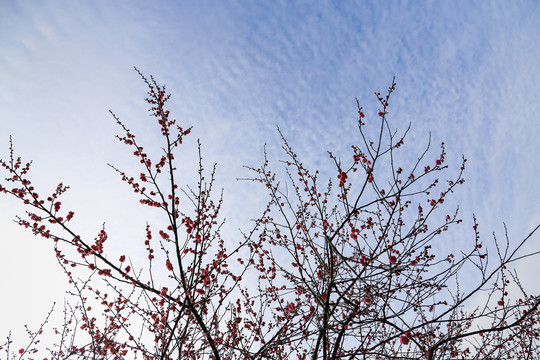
[400,335,410,345]
[338,171,348,187]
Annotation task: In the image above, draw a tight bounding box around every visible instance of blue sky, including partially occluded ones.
[1,0,539,351]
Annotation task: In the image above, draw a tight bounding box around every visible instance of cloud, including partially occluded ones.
[0,0,538,349]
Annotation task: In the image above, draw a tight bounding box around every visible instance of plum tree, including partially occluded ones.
[1,69,538,359]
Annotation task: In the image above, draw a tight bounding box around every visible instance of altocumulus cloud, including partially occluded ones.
[0,0,539,349]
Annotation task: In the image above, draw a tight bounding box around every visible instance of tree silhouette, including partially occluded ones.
[1,69,538,359]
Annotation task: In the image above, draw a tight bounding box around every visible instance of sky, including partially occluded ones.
[1,0,539,354]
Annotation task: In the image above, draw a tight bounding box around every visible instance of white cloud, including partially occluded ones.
[0,0,538,353]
